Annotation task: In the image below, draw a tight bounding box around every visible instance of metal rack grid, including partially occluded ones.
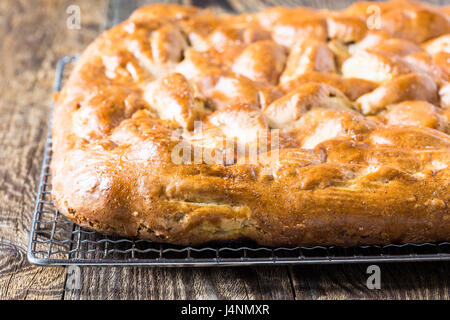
[27,56,450,266]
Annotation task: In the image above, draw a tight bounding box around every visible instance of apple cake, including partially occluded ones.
[52,0,450,246]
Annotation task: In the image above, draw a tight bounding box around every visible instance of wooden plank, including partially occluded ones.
[136,0,235,13]
[0,0,108,299]
[289,262,450,300]
[62,0,450,300]
[65,266,295,299]
[106,0,139,29]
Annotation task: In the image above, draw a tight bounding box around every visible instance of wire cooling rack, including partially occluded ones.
[27,56,450,266]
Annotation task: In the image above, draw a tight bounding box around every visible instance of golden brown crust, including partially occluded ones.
[52,1,450,246]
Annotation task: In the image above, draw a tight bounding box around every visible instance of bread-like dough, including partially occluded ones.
[52,1,450,246]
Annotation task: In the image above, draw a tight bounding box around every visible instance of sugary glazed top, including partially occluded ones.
[51,0,450,245]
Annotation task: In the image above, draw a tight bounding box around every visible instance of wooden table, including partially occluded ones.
[0,0,449,300]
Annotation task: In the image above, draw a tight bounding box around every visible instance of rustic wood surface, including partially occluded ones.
[0,0,449,300]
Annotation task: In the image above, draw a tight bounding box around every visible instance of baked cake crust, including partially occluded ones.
[52,0,450,246]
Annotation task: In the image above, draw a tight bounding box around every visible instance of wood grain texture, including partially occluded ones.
[0,0,108,299]
[289,262,450,300]
[1,0,449,300]
[64,266,295,300]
